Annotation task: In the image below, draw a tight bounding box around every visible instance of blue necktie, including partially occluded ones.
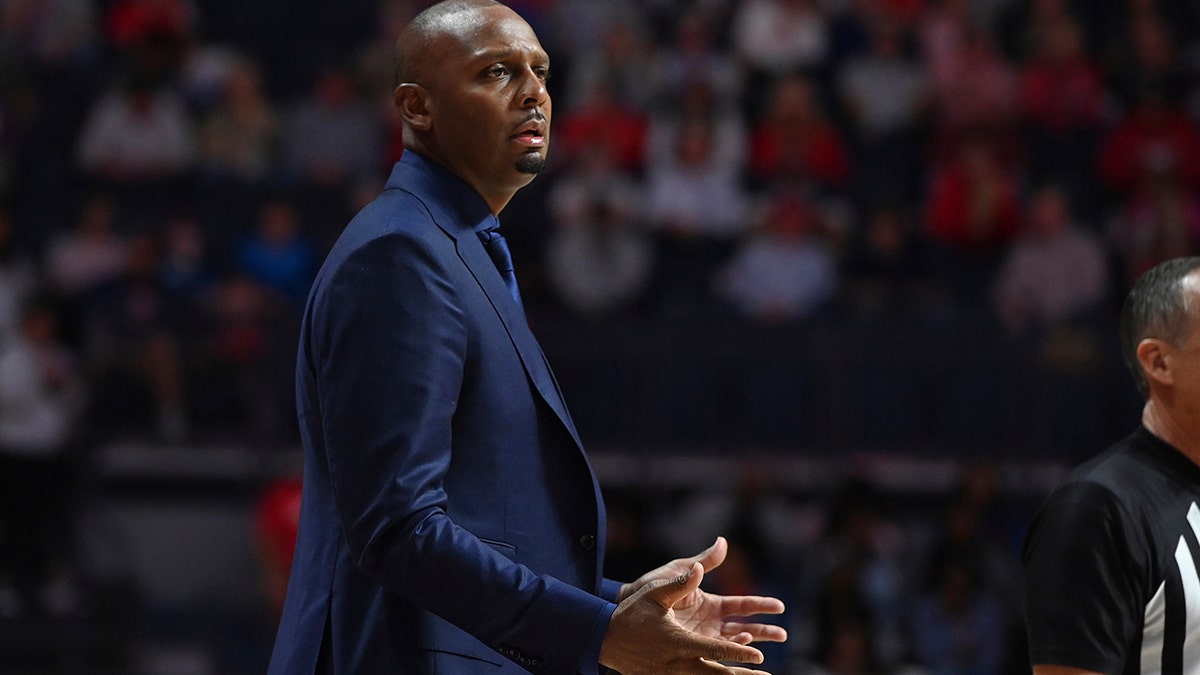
[478,227,523,310]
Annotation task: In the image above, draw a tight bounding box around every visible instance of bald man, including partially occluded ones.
[266,2,785,674]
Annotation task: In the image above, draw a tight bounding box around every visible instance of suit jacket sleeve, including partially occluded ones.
[307,229,613,673]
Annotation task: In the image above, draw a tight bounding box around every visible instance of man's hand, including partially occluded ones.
[600,562,774,674]
[618,537,788,646]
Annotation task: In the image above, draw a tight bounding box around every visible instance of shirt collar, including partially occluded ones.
[387,151,500,235]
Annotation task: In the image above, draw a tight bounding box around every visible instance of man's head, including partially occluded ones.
[1121,256,1200,398]
[393,0,551,213]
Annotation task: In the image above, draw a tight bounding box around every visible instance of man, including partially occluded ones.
[1023,256,1200,674]
[266,2,787,674]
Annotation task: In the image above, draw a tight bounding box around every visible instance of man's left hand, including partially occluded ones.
[619,536,788,645]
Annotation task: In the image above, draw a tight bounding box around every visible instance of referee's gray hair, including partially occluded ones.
[1120,256,1200,398]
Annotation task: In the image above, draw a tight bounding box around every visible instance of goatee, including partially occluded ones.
[516,153,546,175]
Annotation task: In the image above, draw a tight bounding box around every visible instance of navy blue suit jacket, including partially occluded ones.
[268,152,620,674]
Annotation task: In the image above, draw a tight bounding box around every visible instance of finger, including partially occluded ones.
[710,595,786,616]
[727,632,753,645]
[690,658,772,675]
[692,536,728,573]
[681,631,765,666]
[650,561,704,609]
[720,622,788,643]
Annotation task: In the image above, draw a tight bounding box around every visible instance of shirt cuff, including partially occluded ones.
[599,578,624,603]
[576,600,617,675]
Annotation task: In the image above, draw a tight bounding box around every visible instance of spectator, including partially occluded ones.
[553,80,648,174]
[197,58,278,185]
[646,80,746,178]
[924,139,1023,302]
[84,235,188,442]
[733,0,832,78]
[749,74,852,192]
[921,10,1018,159]
[280,65,382,238]
[1017,15,1105,201]
[837,20,929,203]
[235,199,316,309]
[178,43,243,110]
[546,0,642,60]
[918,0,972,92]
[939,464,1026,599]
[1098,88,1200,198]
[562,17,656,113]
[713,189,838,322]
[925,140,1022,252]
[840,207,935,319]
[159,213,217,322]
[103,0,195,53]
[1105,9,1190,107]
[0,0,100,249]
[799,618,921,675]
[910,554,1005,675]
[0,0,97,66]
[45,194,131,298]
[1109,171,1200,287]
[993,184,1108,332]
[545,151,653,318]
[645,112,749,311]
[648,8,743,113]
[77,74,196,184]
[995,0,1094,62]
[804,480,910,671]
[0,297,86,620]
[280,66,382,189]
[199,274,293,444]
[102,0,194,86]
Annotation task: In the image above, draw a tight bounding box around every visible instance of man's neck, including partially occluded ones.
[403,145,516,216]
[1143,399,1200,467]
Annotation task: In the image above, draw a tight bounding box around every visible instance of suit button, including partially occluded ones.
[578,534,595,551]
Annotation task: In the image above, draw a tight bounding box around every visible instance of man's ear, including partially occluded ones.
[394,83,432,131]
[1138,338,1174,388]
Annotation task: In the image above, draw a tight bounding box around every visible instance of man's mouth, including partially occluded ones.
[512,120,547,146]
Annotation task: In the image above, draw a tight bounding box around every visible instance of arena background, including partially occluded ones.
[0,0,1187,672]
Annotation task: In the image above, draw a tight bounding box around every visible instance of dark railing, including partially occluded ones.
[536,311,1142,461]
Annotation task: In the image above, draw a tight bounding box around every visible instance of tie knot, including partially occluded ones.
[478,227,514,274]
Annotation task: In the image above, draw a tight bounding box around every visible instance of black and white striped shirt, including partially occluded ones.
[1024,426,1200,675]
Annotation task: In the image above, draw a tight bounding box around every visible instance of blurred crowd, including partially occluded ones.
[1,0,1198,672]
[601,461,1034,675]
[5,0,1198,444]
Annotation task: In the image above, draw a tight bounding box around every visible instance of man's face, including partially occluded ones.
[423,6,551,201]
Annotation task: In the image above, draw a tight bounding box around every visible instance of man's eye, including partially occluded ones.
[535,68,550,82]
[485,65,508,78]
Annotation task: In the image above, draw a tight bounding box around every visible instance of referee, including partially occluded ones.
[1024,256,1200,675]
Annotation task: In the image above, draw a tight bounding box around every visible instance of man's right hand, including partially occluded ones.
[599,562,774,675]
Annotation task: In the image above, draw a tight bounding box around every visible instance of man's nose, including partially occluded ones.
[519,69,548,108]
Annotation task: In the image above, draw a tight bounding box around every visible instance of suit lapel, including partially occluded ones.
[387,153,585,451]
[455,233,584,450]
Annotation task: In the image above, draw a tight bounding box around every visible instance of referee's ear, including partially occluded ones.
[1137,338,1173,390]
